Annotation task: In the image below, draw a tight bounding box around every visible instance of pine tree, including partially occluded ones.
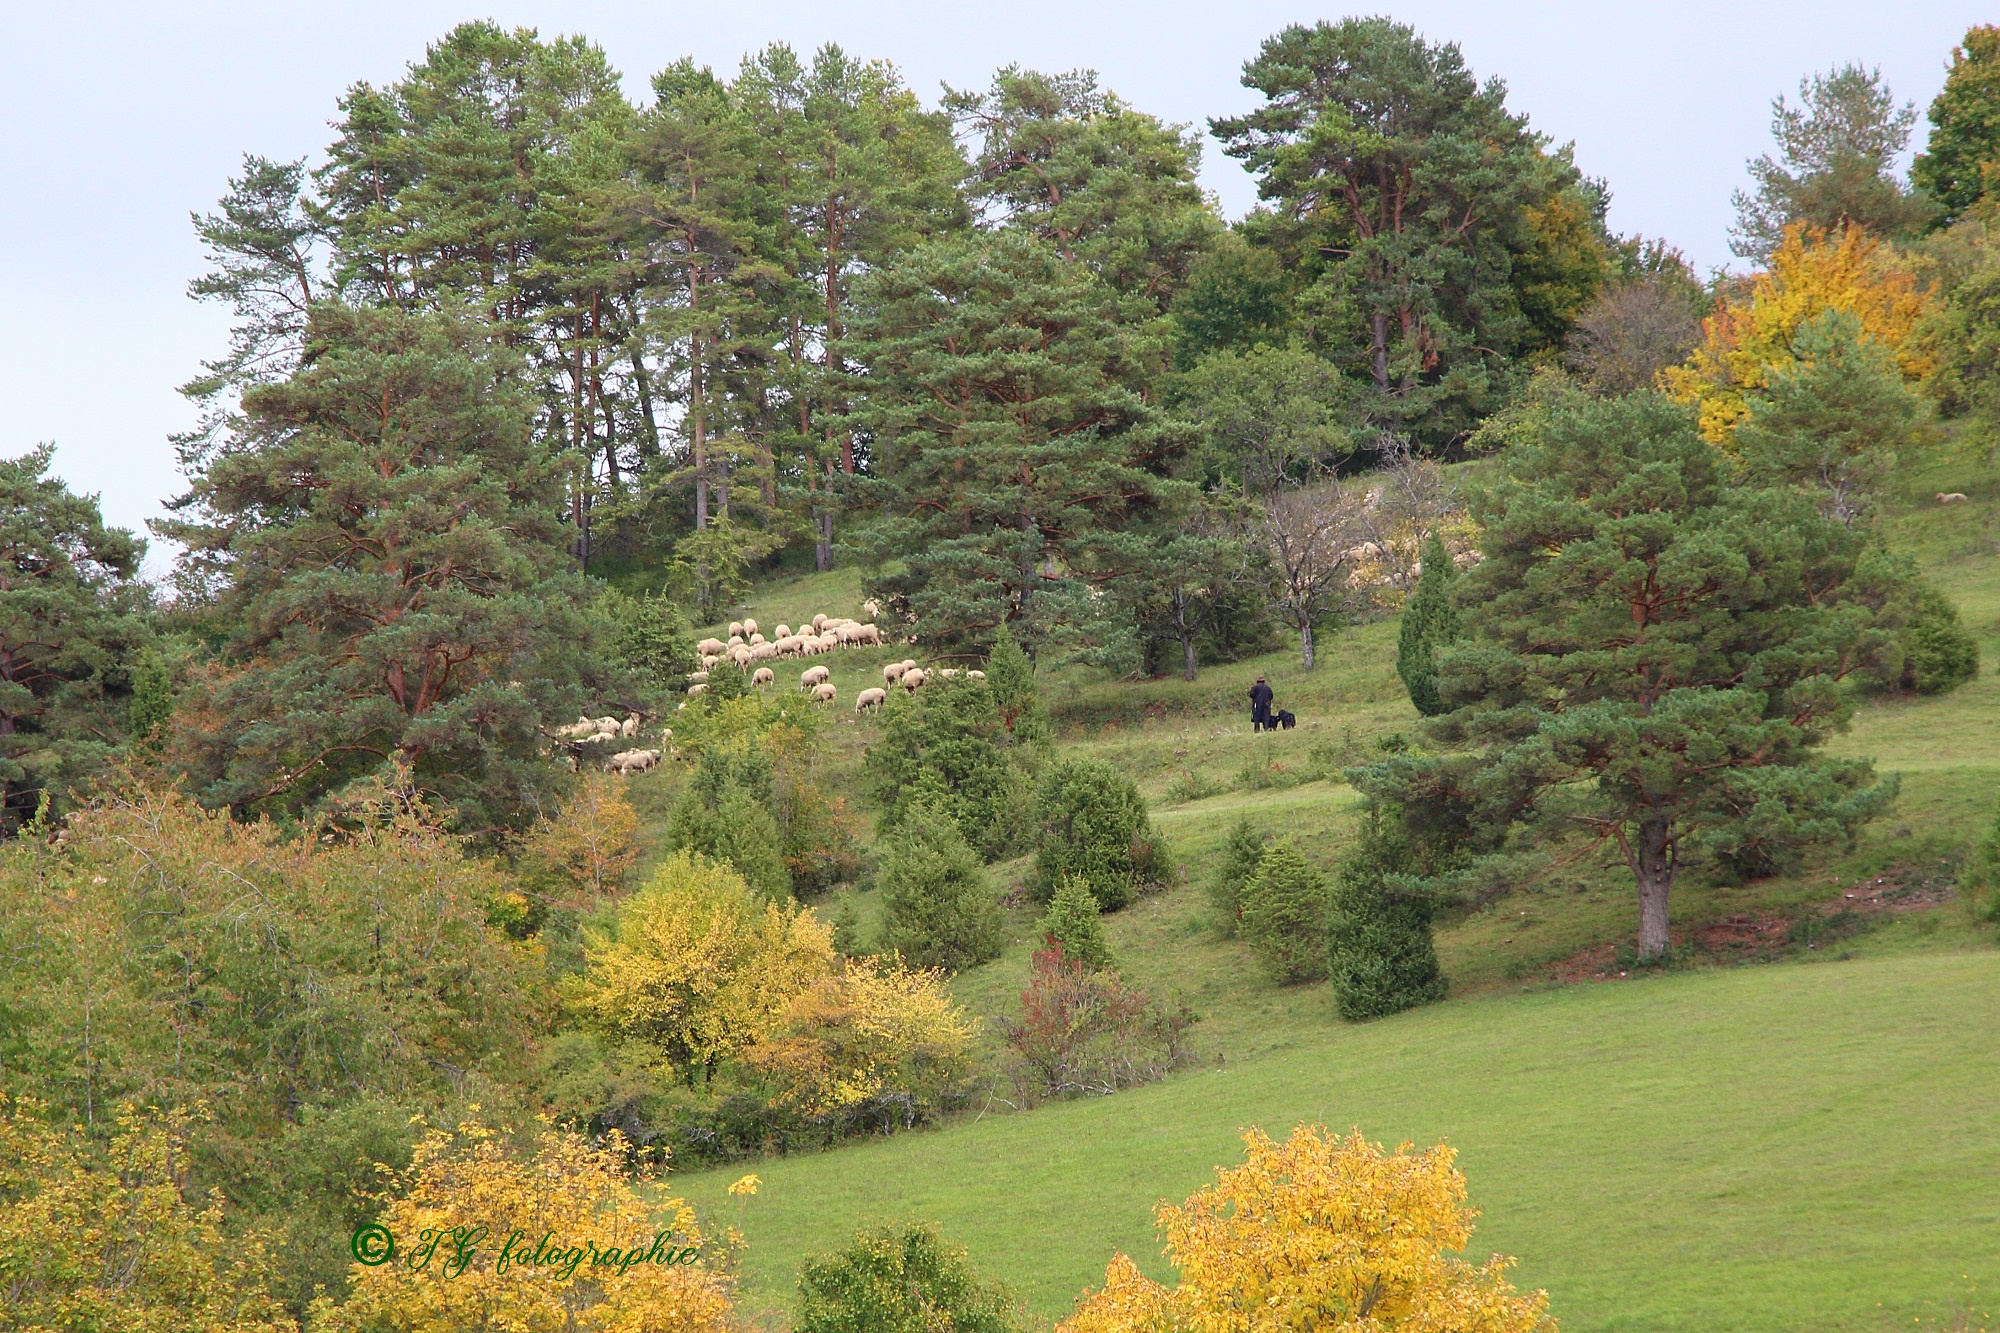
[1207,815,1268,937]
[1361,389,1902,959]
[1327,810,1446,1020]
[1238,839,1330,983]
[1396,533,1461,717]
[1036,875,1112,969]
[1899,584,1980,696]
[983,623,1048,741]
[160,304,604,830]
[877,801,1004,972]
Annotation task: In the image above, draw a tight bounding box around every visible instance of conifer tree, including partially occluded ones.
[1031,755,1159,910]
[1036,875,1113,969]
[1238,839,1330,983]
[1327,811,1447,1020]
[1207,816,1268,937]
[1396,533,1461,717]
[877,800,1004,972]
[1361,389,1902,959]
[983,624,1049,741]
[161,304,603,830]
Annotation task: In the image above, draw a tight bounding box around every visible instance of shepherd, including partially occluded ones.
[1249,674,1274,732]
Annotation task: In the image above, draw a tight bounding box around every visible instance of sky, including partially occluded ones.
[0,0,1988,566]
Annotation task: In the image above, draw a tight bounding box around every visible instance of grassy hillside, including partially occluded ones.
[680,952,2000,1332]
[641,465,2000,1331]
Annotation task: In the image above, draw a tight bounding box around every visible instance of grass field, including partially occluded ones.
[680,951,2000,1332]
[640,463,2000,1332]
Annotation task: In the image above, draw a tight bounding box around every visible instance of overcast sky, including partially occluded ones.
[0,0,1987,563]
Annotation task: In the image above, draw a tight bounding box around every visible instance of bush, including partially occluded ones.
[999,947,1195,1105]
[877,801,1005,972]
[1327,813,1447,1020]
[1964,800,2000,925]
[1396,532,1461,717]
[984,624,1050,742]
[865,678,1021,857]
[666,742,792,899]
[1037,875,1113,969]
[1207,816,1268,937]
[796,1223,1017,1333]
[1239,839,1330,983]
[599,586,698,691]
[1031,755,1162,909]
[1900,583,1979,695]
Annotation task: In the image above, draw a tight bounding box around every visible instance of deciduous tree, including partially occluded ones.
[1914,27,2000,227]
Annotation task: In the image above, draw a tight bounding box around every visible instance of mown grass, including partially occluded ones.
[679,951,2000,1332]
[646,469,2000,1332]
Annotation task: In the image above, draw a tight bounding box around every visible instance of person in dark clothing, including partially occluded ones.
[1249,675,1274,731]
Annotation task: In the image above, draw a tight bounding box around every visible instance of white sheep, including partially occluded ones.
[700,654,720,671]
[607,748,661,775]
[729,621,744,639]
[730,646,754,669]
[938,667,960,679]
[774,623,792,640]
[855,686,887,713]
[742,618,759,635]
[582,730,619,744]
[689,670,710,684]
[752,667,775,687]
[620,712,642,737]
[728,634,745,649]
[882,661,909,684]
[811,613,828,630]
[900,668,926,691]
[697,637,726,657]
[967,669,986,680]
[801,665,831,688]
[751,642,779,662]
[811,681,837,705]
[854,623,883,645]
[749,632,766,646]
[862,598,881,619]
[688,682,709,697]
[1938,492,1970,503]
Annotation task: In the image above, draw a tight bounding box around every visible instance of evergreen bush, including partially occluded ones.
[1326,813,1447,1020]
[1239,839,1331,983]
[877,801,1004,972]
[1900,583,1980,696]
[1030,755,1160,909]
[1036,875,1112,969]
[1396,532,1461,717]
[1207,815,1268,937]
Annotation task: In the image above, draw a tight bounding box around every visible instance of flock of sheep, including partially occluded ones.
[550,712,665,774]
[683,610,902,712]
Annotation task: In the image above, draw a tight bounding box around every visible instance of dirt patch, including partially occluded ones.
[1534,861,1959,984]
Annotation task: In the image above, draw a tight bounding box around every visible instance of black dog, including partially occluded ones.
[1276,709,1296,729]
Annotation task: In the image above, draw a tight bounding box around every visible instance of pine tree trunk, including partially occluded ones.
[1300,619,1316,671]
[1635,812,1674,959]
[1182,633,1198,682]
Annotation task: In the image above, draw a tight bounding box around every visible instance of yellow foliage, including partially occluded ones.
[0,1100,298,1332]
[1062,1125,1553,1333]
[743,955,978,1115]
[312,1116,733,1333]
[520,773,640,901]
[567,851,836,1084]
[1662,223,1935,441]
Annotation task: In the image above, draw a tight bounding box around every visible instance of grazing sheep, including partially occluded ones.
[775,635,803,656]
[801,665,831,688]
[752,667,775,687]
[967,669,986,680]
[855,623,883,645]
[900,668,926,690]
[749,632,766,645]
[729,621,744,639]
[901,659,917,672]
[594,716,621,732]
[607,748,662,775]
[1938,492,1970,503]
[582,730,619,744]
[688,682,709,697]
[728,635,745,649]
[730,646,754,668]
[689,670,710,684]
[620,713,642,737]
[862,598,881,619]
[697,637,726,657]
[883,661,909,684]
[811,681,837,705]
[939,668,960,679]
[751,642,780,662]
[700,654,720,671]
[774,624,792,640]
[742,618,759,635]
[855,686,887,713]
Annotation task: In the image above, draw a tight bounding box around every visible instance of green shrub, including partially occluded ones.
[1900,583,1979,695]
[877,801,1004,972]
[795,1223,1017,1333]
[1239,839,1330,983]
[865,678,1021,857]
[597,586,697,691]
[665,745,791,899]
[984,624,1049,742]
[1965,800,2000,925]
[1036,875,1112,969]
[1207,815,1268,937]
[1396,532,1461,716]
[1030,755,1161,909]
[1327,813,1446,1020]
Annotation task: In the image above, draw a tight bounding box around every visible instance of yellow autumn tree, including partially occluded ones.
[1662,222,1935,441]
[566,851,836,1086]
[312,1115,733,1333]
[0,1100,297,1333]
[1062,1125,1553,1333]
[519,773,641,901]
[743,955,978,1116]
